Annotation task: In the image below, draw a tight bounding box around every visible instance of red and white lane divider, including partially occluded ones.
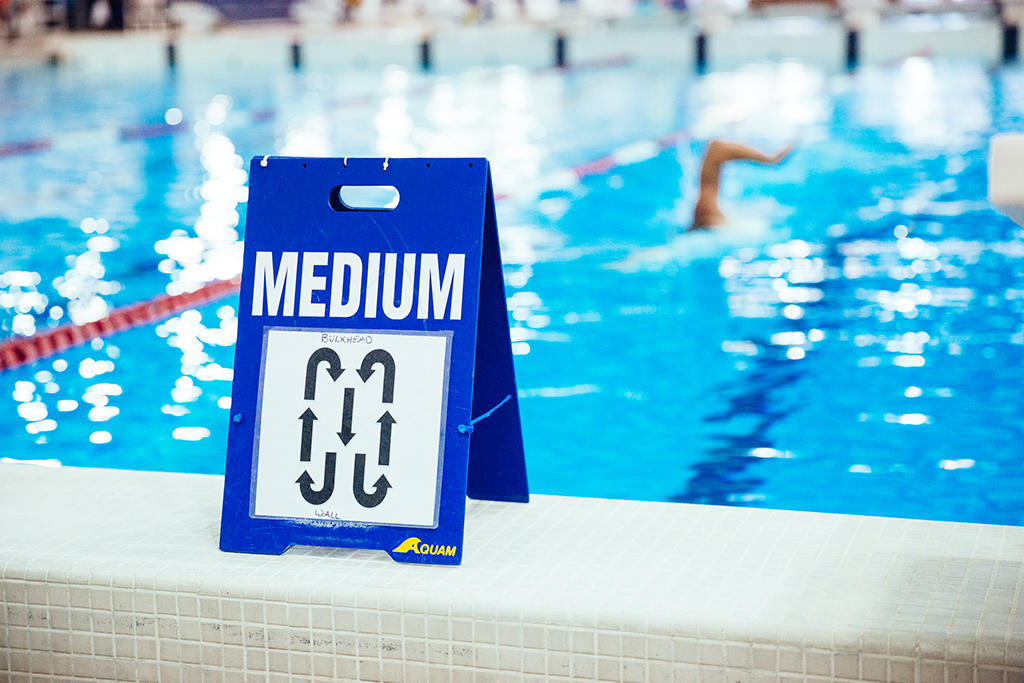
[571,128,691,181]
[0,277,240,371]
[0,125,691,372]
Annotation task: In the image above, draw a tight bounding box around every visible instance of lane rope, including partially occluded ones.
[0,277,240,371]
[0,55,632,160]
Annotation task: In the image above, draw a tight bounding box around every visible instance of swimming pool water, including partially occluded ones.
[2,56,1023,525]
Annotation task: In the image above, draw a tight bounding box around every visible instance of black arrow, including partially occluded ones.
[304,347,343,400]
[376,411,396,466]
[357,349,396,403]
[338,387,356,446]
[352,453,391,508]
[296,452,336,505]
[299,407,317,462]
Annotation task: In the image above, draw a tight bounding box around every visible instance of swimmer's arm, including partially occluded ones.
[711,140,796,165]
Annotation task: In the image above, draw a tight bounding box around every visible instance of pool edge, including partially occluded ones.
[1,463,1021,680]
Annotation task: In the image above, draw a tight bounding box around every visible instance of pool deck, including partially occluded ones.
[1,463,1021,681]
[1,11,1016,75]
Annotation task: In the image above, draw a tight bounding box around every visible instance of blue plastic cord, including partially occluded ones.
[457,394,512,435]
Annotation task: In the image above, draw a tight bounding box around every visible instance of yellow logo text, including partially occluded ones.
[392,537,457,557]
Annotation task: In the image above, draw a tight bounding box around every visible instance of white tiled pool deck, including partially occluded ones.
[1,464,1022,681]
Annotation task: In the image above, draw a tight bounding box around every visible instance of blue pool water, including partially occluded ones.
[2,56,1023,525]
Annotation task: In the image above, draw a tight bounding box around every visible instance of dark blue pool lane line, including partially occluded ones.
[119,121,187,141]
[0,139,53,158]
[0,54,632,161]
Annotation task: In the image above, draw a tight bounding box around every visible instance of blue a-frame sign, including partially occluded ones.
[219,157,528,565]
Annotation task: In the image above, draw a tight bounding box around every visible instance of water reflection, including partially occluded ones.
[155,306,237,438]
[672,355,803,506]
[156,103,245,295]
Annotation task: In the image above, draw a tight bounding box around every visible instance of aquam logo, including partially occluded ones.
[392,537,457,557]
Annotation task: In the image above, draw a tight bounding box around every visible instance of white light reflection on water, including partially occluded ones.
[498,223,575,357]
[155,95,245,299]
[146,102,247,430]
[281,113,332,156]
[79,358,115,378]
[89,431,112,445]
[154,306,236,416]
[418,67,548,196]
[12,381,34,402]
[172,426,211,441]
[1,457,61,467]
[748,447,793,459]
[17,401,46,421]
[162,404,189,417]
[0,271,47,336]
[88,405,119,422]
[939,459,975,470]
[165,108,183,126]
[692,62,828,141]
[856,58,993,150]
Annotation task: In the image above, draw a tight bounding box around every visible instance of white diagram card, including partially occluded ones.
[252,328,451,527]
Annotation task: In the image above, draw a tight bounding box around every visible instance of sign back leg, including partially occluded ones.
[466,173,529,503]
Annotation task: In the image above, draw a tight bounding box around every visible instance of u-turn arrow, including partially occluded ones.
[304,347,343,400]
[357,349,395,403]
[352,453,391,508]
[296,452,337,505]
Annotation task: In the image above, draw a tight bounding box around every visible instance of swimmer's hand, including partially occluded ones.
[772,141,797,164]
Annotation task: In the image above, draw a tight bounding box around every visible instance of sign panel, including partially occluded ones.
[219,157,528,565]
[252,328,451,527]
